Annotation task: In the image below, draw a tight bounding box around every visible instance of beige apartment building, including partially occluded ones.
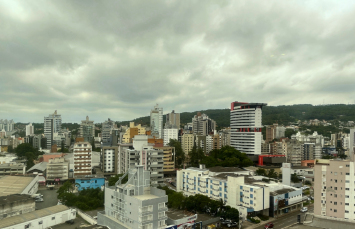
[46,157,69,182]
[181,134,194,155]
[121,122,146,143]
[314,159,355,220]
[73,142,92,177]
[154,146,175,173]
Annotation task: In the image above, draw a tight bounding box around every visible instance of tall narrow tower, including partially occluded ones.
[230,101,267,155]
[150,104,163,139]
[44,110,62,149]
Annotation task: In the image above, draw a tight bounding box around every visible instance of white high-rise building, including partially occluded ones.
[150,104,163,139]
[230,102,267,155]
[44,110,62,149]
[349,128,355,161]
[26,123,34,136]
[163,128,178,146]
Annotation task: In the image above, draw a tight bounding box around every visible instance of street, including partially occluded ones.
[253,205,314,229]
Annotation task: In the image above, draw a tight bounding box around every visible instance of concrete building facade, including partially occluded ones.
[73,142,92,177]
[0,194,35,220]
[98,166,168,229]
[150,104,163,139]
[46,157,69,182]
[78,116,95,143]
[230,102,266,155]
[314,160,355,220]
[26,123,34,136]
[101,146,118,175]
[44,110,62,149]
[192,113,216,136]
[181,134,195,155]
[165,110,180,128]
[163,128,178,146]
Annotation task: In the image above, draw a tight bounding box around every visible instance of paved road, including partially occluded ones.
[253,205,314,229]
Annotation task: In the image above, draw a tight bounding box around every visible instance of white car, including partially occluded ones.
[300,207,308,212]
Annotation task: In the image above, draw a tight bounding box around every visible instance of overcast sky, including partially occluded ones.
[1,0,355,123]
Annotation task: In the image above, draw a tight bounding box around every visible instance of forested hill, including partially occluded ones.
[117,104,355,129]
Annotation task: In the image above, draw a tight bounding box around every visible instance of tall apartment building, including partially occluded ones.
[101,146,118,175]
[153,146,175,173]
[150,104,163,139]
[46,157,69,182]
[78,116,95,142]
[102,118,116,146]
[73,142,92,177]
[98,165,168,229]
[44,110,62,149]
[26,123,34,136]
[163,128,178,146]
[123,148,164,186]
[291,131,325,147]
[314,160,355,220]
[286,140,303,166]
[230,101,266,155]
[181,134,195,155]
[303,143,322,160]
[165,110,180,128]
[24,134,42,149]
[0,119,14,132]
[192,113,216,136]
[349,128,355,160]
[218,128,231,147]
[212,134,220,150]
[266,124,286,142]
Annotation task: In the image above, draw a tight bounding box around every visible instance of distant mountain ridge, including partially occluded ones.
[117,104,355,129]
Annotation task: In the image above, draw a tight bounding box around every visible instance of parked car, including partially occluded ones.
[222,220,232,225]
[35,198,44,202]
[227,222,238,228]
[300,207,308,212]
[65,219,74,224]
[264,222,274,228]
[309,196,314,200]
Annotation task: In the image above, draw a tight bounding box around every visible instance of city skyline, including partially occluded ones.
[1,1,355,123]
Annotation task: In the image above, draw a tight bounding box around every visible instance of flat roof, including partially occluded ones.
[0,163,25,168]
[166,208,217,222]
[0,194,34,205]
[291,166,309,169]
[133,194,159,201]
[208,166,244,173]
[185,167,209,172]
[271,188,296,196]
[0,176,35,196]
[0,205,69,228]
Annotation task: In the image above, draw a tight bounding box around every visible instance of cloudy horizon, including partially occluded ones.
[1,0,355,123]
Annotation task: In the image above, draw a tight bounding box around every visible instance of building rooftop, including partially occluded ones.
[0,163,25,168]
[133,194,159,201]
[270,188,296,196]
[208,166,244,173]
[0,194,34,205]
[185,167,209,172]
[291,166,310,169]
[166,208,218,222]
[0,176,36,196]
[27,162,48,173]
[0,205,69,228]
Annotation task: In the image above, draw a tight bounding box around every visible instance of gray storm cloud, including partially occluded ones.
[1,0,355,122]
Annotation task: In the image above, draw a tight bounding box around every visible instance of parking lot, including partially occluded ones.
[35,188,59,210]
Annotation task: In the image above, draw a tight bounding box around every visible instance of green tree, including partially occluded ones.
[291,173,300,183]
[7,145,14,153]
[168,139,185,168]
[255,168,267,176]
[25,152,35,169]
[188,146,205,167]
[267,169,278,179]
[285,129,297,139]
[15,143,36,158]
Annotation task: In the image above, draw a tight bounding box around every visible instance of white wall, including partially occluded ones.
[21,176,39,196]
[3,208,76,229]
